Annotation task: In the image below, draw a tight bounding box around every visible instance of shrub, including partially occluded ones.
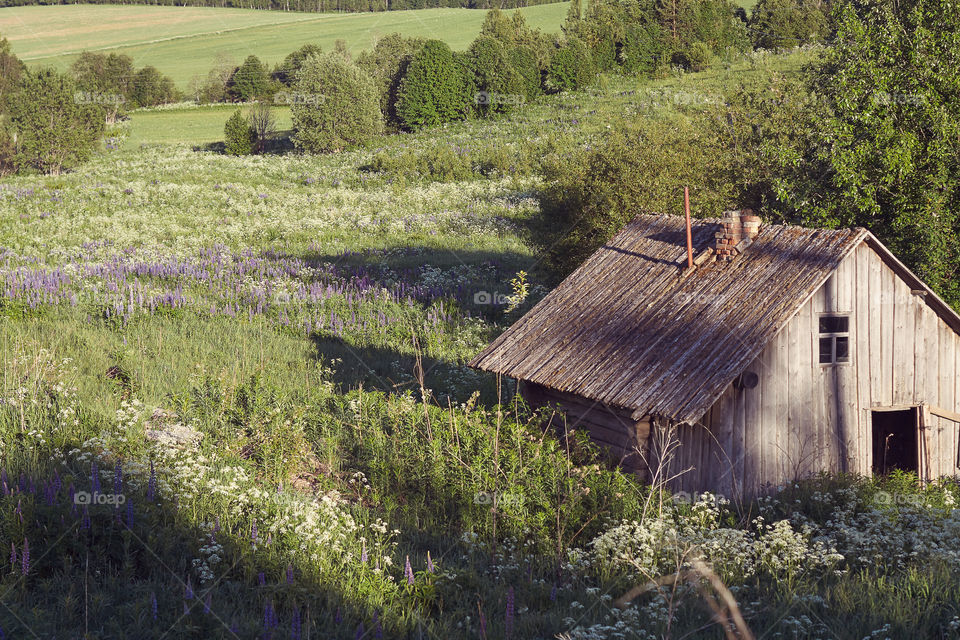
[291,53,382,153]
[6,68,105,175]
[620,23,668,75]
[672,40,714,71]
[533,115,736,277]
[356,34,425,128]
[509,45,543,101]
[395,40,470,130]
[749,0,829,49]
[466,36,525,116]
[545,37,595,93]
[223,109,255,156]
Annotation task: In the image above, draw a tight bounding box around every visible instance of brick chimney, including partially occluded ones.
[715,209,761,262]
[740,210,761,241]
[715,212,742,261]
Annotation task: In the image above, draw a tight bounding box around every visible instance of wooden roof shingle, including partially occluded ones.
[470,214,868,423]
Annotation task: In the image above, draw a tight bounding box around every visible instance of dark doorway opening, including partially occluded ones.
[871,408,919,475]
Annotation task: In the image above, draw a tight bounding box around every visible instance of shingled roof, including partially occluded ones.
[470,214,870,424]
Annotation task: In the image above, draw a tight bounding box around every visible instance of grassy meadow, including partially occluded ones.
[1,26,960,639]
[3,3,570,88]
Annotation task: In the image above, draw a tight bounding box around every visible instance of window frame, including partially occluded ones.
[818,313,851,367]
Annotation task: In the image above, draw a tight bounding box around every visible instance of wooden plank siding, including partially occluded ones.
[667,244,960,496]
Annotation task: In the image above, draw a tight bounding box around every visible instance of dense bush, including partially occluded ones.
[291,53,383,152]
[395,40,470,130]
[223,108,255,156]
[509,45,543,101]
[545,37,595,93]
[5,68,105,175]
[534,114,736,276]
[466,35,525,116]
[749,0,829,49]
[355,34,425,128]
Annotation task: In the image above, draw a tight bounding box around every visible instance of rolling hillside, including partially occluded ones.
[2,3,569,88]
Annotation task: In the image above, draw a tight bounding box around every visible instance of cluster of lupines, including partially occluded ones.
[0,242,515,359]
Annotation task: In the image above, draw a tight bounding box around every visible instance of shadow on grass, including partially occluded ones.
[0,461,414,639]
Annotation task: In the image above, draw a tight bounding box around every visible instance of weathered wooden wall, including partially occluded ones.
[664,243,960,499]
[521,382,651,475]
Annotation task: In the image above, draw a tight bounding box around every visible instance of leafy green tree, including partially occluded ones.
[467,36,525,116]
[0,36,25,176]
[509,45,543,101]
[291,53,382,152]
[230,55,273,102]
[274,44,322,86]
[534,115,736,276]
[223,109,255,156]
[0,36,25,109]
[620,23,668,75]
[396,40,470,130]
[546,37,595,93]
[356,34,425,128]
[811,0,960,304]
[749,0,829,49]
[6,68,105,175]
[191,55,237,104]
[129,66,180,108]
[70,51,134,122]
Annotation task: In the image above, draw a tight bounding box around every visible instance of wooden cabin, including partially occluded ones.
[470,213,960,499]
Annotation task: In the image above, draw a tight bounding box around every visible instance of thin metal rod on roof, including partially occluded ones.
[684,187,693,269]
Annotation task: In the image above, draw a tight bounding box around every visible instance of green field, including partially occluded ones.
[2,3,569,88]
[124,104,293,147]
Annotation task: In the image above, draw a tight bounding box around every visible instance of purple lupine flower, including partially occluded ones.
[264,601,277,630]
[114,460,123,495]
[335,607,342,624]
[21,539,29,576]
[184,577,194,600]
[426,551,434,574]
[354,623,364,640]
[81,506,91,530]
[360,541,368,564]
[151,592,158,620]
[258,572,266,586]
[505,586,515,639]
[373,610,383,639]
[91,461,100,494]
[147,462,156,502]
[286,564,294,585]
[291,607,302,640]
[251,520,258,543]
[549,583,558,602]
[214,516,220,533]
[404,556,414,586]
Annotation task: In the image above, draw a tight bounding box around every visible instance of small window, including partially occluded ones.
[819,315,850,365]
